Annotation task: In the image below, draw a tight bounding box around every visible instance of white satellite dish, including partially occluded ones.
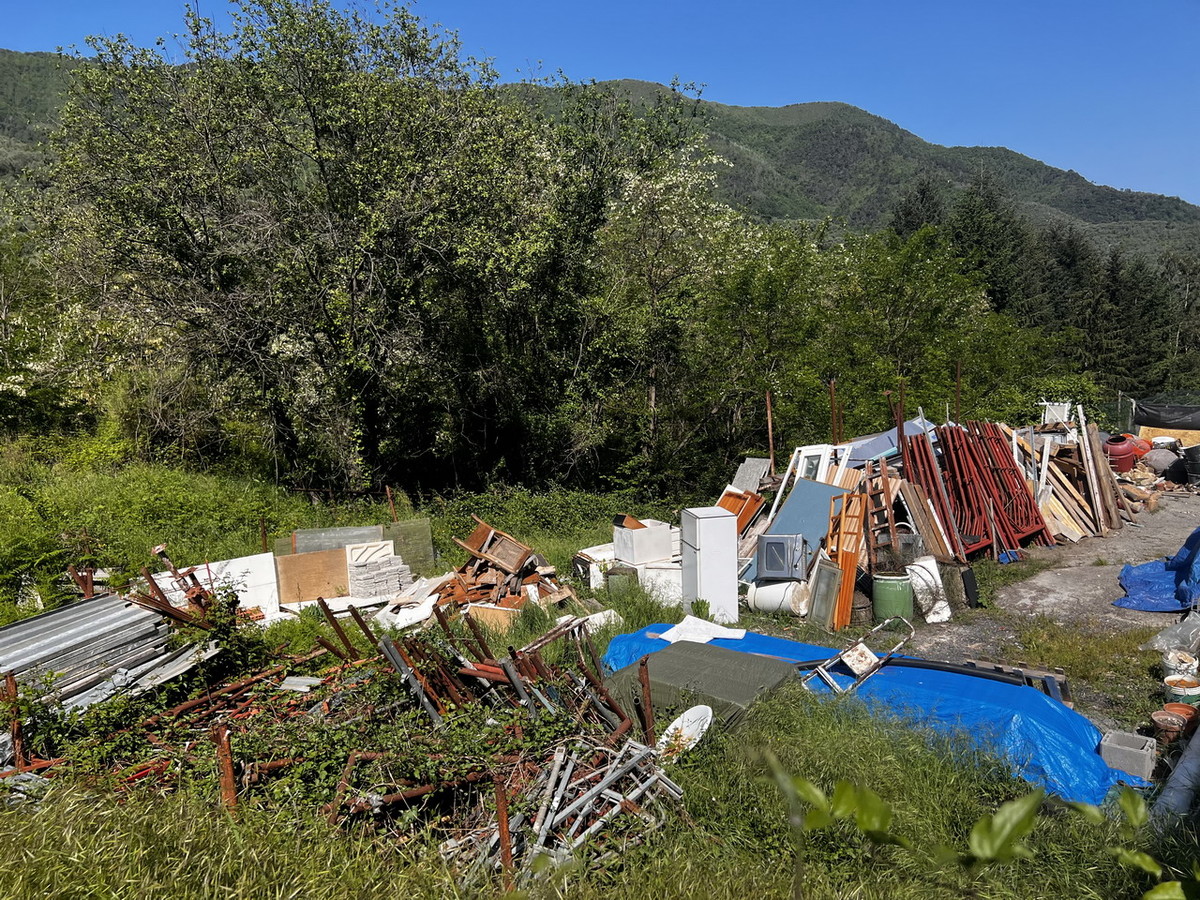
[655,705,713,758]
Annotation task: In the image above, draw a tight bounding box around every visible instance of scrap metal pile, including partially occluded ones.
[2,597,681,882]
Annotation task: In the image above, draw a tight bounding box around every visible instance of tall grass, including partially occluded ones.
[0,686,1154,899]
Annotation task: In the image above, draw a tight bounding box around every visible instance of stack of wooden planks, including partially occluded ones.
[435,516,571,610]
[1004,405,1136,544]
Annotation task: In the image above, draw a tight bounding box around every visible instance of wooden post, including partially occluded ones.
[494,772,514,891]
[766,390,776,476]
[385,486,399,523]
[637,656,656,746]
[259,516,268,553]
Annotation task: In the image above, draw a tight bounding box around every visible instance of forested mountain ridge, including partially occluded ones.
[601,80,1200,255]
[2,49,1197,254]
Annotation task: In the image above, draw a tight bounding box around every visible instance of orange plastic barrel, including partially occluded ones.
[1121,433,1152,457]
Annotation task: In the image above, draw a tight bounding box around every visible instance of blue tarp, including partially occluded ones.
[1114,526,1200,613]
[603,625,1145,805]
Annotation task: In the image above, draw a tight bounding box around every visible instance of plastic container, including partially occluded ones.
[1164,674,1200,703]
[1163,649,1199,679]
[1102,435,1136,473]
[1164,702,1199,735]
[1121,434,1153,457]
[746,580,803,615]
[1184,444,1200,486]
[1153,710,1187,744]
[872,574,914,621]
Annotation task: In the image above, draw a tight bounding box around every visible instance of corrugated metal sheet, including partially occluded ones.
[0,594,218,768]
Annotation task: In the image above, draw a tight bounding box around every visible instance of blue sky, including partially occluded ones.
[5,0,1199,204]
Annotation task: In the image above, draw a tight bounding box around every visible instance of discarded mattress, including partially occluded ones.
[1114,526,1200,613]
[603,624,1144,805]
[605,641,796,728]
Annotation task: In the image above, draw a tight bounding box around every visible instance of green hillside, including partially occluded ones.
[0,49,76,179]
[1,52,1198,254]
[606,79,1200,255]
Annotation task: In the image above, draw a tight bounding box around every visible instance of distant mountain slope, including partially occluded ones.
[1,53,1197,255]
[606,80,1200,255]
[0,49,75,179]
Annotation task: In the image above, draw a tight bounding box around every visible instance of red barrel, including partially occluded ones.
[1103,435,1136,473]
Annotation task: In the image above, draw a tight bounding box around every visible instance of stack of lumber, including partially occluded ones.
[1006,405,1136,544]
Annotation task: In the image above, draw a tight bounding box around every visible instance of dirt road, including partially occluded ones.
[909,494,1200,663]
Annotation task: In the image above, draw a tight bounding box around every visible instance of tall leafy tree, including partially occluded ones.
[949,172,1038,316]
[48,0,682,491]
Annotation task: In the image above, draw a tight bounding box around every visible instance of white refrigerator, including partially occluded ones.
[680,506,739,624]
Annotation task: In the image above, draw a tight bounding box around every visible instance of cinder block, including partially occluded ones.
[1100,731,1157,781]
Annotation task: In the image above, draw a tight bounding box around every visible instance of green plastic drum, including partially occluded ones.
[872,574,914,621]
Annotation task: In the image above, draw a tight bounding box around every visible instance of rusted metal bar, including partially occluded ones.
[462,610,495,661]
[259,516,268,553]
[528,649,556,682]
[346,605,379,648]
[573,637,631,725]
[386,486,399,523]
[5,672,27,770]
[380,639,443,724]
[317,597,361,660]
[637,656,656,746]
[139,649,326,728]
[494,772,515,891]
[458,667,510,684]
[66,565,94,599]
[210,725,238,812]
[315,636,350,662]
[432,605,484,663]
[0,756,64,777]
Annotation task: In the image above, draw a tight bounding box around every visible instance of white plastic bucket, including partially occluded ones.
[1163,649,1199,679]
[1164,674,1200,703]
[747,580,804,615]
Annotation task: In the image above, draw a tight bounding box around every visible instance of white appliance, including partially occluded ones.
[680,506,738,624]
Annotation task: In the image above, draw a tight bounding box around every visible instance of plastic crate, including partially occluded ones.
[1100,731,1156,781]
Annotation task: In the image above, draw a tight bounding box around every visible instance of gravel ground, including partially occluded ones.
[908,493,1200,663]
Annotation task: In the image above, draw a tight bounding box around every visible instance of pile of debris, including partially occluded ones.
[425,516,576,631]
[2,578,680,882]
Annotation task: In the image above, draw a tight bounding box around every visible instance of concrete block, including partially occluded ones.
[1100,731,1156,781]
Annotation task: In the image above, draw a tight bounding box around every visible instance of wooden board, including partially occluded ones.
[276,548,348,606]
[897,481,953,562]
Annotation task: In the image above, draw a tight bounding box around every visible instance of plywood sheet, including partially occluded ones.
[276,548,348,606]
[1138,425,1200,447]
